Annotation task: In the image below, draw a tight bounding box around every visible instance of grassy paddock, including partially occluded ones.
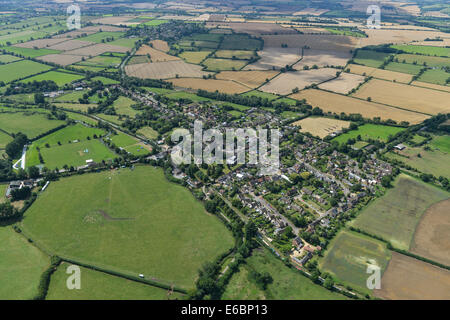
[21,166,234,288]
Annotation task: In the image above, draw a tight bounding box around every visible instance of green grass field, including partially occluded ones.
[108,37,142,48]
[319,230,391,294]
[395,54,450,68]
[79,32,125,43]
[179,51,211,64]
[46,263,184,300]
[0,184,7,203]
[417,69,450,85]
[0,59,52,83]
[333,124,405,144]
[203,58,247,71]
[54,90,87,102]
[4,46,60,58]
[0,112,65,138]
[137,126,159,140]
[109,132,150,156]
[90,76,119,85]
[223,248,346,300]
[241,90,280,101]
[0,130,12,148]
[21,71,84,86]
[384,62,423,75]
[386,138,450,179]
[0,226,50,300]
[28,138,116,169]
[21,166,234,288]
[113,96,138,117]
[350,174,449,249]
[0,54,22,63]
[65,112,98,126]
[141,19,169,26]
[391,44,450,57]
[430,134,450,153]
[97,114,124,125]
[353,50,391,68]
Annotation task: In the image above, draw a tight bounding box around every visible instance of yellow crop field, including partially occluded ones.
[216,70,279,88]
[293,117,351,138]
[135,45,180,62]
[346,64,413,83]
[290,89,429,124]
[168,78,250,94]
[352,79,450,115]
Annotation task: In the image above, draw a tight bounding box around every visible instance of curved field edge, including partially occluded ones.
[349,174,449,250]
[19,165,234,289]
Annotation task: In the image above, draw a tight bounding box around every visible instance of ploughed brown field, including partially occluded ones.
[374,252,450,300]
[410,199,450,266]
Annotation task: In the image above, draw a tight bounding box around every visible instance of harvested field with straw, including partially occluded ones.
[125,60,209,79]
[346,64,413,83]
[149,40,170,52]
[290,89,430,124]
[293,117,350,138]
[135,45,180,62]
[318,72,365,94]
[294,49,351,69]
[244,47,302,70]
[352,79,450,115]
[216,70,279,88]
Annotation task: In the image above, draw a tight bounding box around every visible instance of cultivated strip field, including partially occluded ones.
[353,79,450,115]
[290,89,430,124]
[318,72,365,94]
[293,117,350,138]
[375,252,450,300]
[125,60,209,79]
[346,64,413,83]
[260,68,337,95]
[168,78,250,94]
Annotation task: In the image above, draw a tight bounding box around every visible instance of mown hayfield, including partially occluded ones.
[293,117,350,138]
[318,72,365,94]
[0,112,65,138]
[21,71,84,87]
[137,126,159,140]
[149,40,169,52]
[319,230,391,294]
[135,45,180,62]
[418,69,450,85]
[391,44,450,57]
[216,70,278,88]
[168,78,250,94]
[352,79,450,115]
[0,54,22,63]
[260,68,337,95]
[290,89,429,124]
[333,124,405,144]
[179,51,211,64]
[125,60,209,79]
[202,58,248,71]
[411,81,450,92]
[223,248,346,300]
[0,130,12,148]
[294,49,351,69]
[384,62,423,75]
[113,96,138,117]
[375,252,450,300]
[47,263,184,300]
[21,166,234,288]
[353,50,391,68]
[395,54,450,68]
[346,64,413,83]
[351,174,449,250]
[0,59,52,83]
[0,226,50,300]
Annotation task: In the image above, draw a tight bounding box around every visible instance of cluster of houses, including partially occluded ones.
[4,179,37,198]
